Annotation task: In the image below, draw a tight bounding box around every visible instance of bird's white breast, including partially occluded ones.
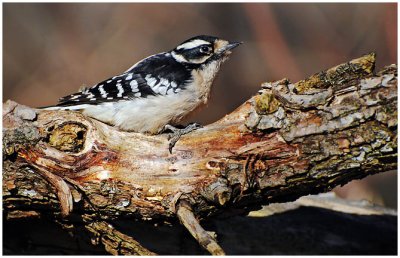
[82,90,199,134]
[191,59,222,104]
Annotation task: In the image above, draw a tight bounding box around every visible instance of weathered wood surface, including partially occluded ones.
[3,53,397,255]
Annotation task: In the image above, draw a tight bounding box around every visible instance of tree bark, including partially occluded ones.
[3,53,397,255]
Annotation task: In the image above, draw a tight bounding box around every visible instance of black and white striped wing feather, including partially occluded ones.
[56,53,189,108]
[57,74,151,107]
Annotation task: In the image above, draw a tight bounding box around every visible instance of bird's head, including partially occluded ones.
[171,35,242,66]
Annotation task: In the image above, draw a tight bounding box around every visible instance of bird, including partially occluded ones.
[42,35,242,152]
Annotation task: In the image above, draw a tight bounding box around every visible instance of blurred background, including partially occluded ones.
[3,3,397,209]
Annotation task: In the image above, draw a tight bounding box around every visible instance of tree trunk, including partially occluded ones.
[3,53,397,255]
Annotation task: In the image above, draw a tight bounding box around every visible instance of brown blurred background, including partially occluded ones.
[3,3,397,208]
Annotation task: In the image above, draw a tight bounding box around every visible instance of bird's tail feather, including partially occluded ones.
[37,104,92,111]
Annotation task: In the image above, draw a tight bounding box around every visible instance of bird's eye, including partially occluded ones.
[200,46,211,53]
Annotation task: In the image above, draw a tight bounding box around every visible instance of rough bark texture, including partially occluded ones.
[3,53,397,255]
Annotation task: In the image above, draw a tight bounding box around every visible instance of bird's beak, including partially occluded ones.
[216,41,242,57]
[215,40,242,57]
[223,41,243,52]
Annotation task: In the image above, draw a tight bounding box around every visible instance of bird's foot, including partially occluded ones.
[163,123,203,153]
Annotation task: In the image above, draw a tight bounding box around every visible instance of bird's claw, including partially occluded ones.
[164,123,203,153]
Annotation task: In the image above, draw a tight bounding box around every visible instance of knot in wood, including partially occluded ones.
[47,122,87,153]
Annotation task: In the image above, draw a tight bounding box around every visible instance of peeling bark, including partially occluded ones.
[3,53,397,255]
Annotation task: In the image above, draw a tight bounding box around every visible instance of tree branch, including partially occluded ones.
[176,200,225,255]
[3,53,397,255]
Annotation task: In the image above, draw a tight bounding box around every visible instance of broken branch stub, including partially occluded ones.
[3,53,397,255]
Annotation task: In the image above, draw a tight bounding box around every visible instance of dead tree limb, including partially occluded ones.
[3,53,397,255]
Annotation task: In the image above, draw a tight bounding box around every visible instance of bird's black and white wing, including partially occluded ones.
[54,53,191,109]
